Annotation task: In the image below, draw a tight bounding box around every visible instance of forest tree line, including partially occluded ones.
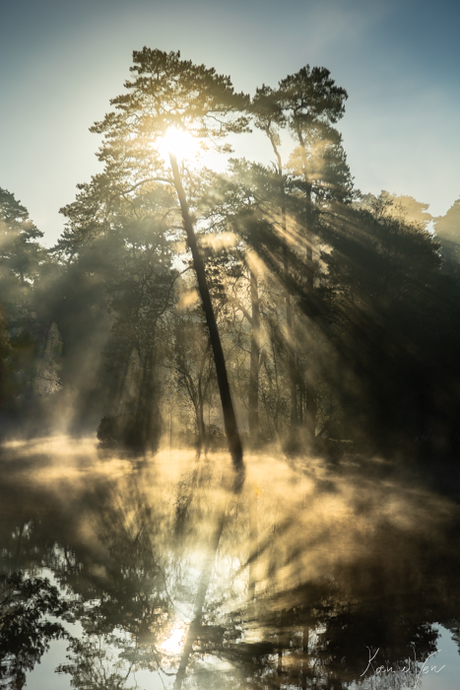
[1,48,460,457]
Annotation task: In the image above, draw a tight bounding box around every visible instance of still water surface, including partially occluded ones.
[1,437,460,689]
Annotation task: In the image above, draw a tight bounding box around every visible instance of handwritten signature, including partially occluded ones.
[361,646,445,686]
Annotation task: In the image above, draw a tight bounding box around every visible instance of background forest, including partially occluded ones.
[1,48,460,460]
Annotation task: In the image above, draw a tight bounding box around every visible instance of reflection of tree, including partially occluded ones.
[70,482,175,639]
[2,448,460,688]
[57,635,138,690]
[446,619,460,658]
[163,457,460,689]
[0,572,70,690]
[315,605,439,687]
[52,476,195,687]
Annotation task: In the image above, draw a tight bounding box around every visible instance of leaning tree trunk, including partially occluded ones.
[169,152,245,483]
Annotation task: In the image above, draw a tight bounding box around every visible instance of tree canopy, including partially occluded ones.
[1,48,459,458]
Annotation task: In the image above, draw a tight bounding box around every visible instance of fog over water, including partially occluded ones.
[1,437,460,689]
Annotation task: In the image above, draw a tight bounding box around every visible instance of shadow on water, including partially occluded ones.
[1,437,460,689]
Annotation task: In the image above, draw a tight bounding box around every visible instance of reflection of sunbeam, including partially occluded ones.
[160,624,187,654]
[2,441,460,689]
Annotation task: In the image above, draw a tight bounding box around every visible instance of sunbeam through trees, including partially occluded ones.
[2,48,459,457]
[1,46,460,690]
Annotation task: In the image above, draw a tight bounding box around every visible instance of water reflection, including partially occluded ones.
[1,438,460,689]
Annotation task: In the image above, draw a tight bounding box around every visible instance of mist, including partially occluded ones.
[1,49,460,689]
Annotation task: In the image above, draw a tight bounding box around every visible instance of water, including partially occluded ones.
[1,436,460,689]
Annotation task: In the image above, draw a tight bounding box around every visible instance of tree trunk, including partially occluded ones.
[304,180,317,441]
[169,152,245,484]
[294,125,316,445]
[196,340,211,456]
[284,245,298,428]
[266,126,298,433]
[248,263,260,445]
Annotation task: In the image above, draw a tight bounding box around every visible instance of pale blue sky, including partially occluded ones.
[1,0,459,244]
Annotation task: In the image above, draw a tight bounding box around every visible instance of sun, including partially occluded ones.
[160,126,201,163]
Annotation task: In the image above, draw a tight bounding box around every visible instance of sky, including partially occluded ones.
[1,0,459,246]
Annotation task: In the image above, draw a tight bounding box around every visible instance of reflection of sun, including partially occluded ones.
[160,624,187,654]
[160,127,200,162]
